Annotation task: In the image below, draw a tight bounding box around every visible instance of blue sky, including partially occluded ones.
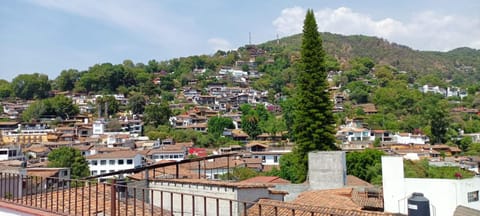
[1,0,479,81]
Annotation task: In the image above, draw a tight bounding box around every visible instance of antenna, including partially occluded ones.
[249,32,252,45]
[104,101,108,119]
[98,101,101,118]
[276,33,280,45]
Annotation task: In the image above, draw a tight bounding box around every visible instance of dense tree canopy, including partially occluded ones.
[11,73,51,100]
[127,93,147,115]
[21,95,79,121]
[144,102,172,127]
[47,147,89,179]
[0,79,12,99]
[55,69,80,91]
[207,116,235,138]
[346,149,384,185]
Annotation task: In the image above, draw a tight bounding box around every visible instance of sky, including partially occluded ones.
[1,0,479,81]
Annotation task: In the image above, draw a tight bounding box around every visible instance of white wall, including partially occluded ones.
[149,181,282,216]
[88,154,143,177]
[382,156,480,216]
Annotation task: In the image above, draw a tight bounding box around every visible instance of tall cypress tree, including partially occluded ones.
[280,9,337,183]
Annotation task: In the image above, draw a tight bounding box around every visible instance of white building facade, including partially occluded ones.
[86,151,144,180]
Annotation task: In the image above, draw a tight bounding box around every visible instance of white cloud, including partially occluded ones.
[272,6,305,37]
[273,6,480,51]
[207,38,232,52]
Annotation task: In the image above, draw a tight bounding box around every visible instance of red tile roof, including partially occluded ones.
[248,199,395,216]
[240,176,290,184]
[18,183,171,215]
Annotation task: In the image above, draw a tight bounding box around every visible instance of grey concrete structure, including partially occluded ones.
[275,151,347,201]
[308,151,346,190]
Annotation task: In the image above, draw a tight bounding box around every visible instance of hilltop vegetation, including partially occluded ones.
[260,33,480,86]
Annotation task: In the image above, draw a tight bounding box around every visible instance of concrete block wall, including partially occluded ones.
[308,151,346,190]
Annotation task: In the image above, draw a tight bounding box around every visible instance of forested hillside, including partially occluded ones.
[260,33,480,86]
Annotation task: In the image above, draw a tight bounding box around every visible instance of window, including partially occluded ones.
[109,170,115,173]
[118,159,124,165]
[261,156,266,162]
[100,160,106,165]
[109,160,115,165]
[8,150,17,157]
[91,160,98,166]
[126,159,133,165]
[468,191,479,202]
[274,156,278,163]
[91,171,97,175]
[100,170,106,174]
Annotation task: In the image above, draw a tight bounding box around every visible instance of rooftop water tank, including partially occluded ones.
[408,192,430,216]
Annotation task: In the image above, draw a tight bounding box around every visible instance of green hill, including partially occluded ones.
[259,33,480,86]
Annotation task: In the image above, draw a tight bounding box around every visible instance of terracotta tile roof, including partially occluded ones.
[262,165,280,172]
[128,162,200,180]
[26,169,61,178]
[246,142,269,148]
[18,183,172,216]
[147,146,185,155]
[247,199,395,216]
[198,157,245,169]
[72,145,93,151]
[151,178,283,189]
[93,147,131,153]
[347,175,373,187]
[351,189,384,210]
[24,145,50,153]
[86,150,140,159]
[0,121,19,126]
[239,176,290,184]
[293,188,362,210]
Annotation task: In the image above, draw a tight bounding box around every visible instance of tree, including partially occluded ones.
[128,93,147,114]
[207,116,235,138]
[96,95,119,117]
[11,73,51,99]
[55,69,80,91]
[260,115,287,138]
[0,80,12,99]
[428,100,450,144]
[346,149,384,185]
[220,167,259,181]
[21,100,46,122]
[21,96,79,121]
[47,147,89,179]
[144,102,172,127]
[280,10,337,183]
[241,112,262,139]
[47,95,79,119]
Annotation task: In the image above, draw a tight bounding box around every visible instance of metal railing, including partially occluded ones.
[0,171,384,216]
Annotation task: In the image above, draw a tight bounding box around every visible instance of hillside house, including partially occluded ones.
[86,150,145,181]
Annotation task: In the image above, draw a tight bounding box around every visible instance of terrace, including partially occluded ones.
[0,153,397,216]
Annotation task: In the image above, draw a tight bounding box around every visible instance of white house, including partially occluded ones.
[92,120,105,135]
[147,146,186,162]
[382,156,480,216]
[86,150,144,180]
[393,133,429,145]
[0,146,23,161]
